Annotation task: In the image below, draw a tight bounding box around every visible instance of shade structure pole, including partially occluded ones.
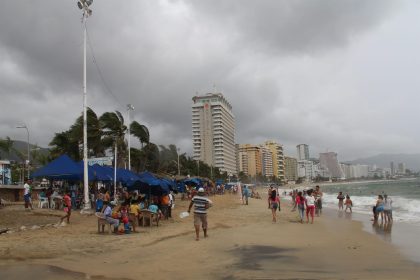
[82,15,90,210]
[114,141,117,197]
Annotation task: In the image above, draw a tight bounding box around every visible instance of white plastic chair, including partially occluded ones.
[38,195,49,209]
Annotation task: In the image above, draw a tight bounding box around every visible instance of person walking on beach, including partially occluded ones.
[242,186,249,205]
[188,187,213,241]
[305,189,316,224]
[337,192,345,210]
[269,189,280,223]
[344,195,353,213]
[383,194,393,223]
[267,186,274,209]
[23,179,33,210]
[296,191,305,223]
[60,190,72,224]
[314,185,323,216]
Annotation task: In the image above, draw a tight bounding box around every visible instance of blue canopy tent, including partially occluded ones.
[76,161,116,182]
[117,168,141,187]
[183,177,203,190]
[129,172,169,196]
[91,164,113,181]
[160,178,177,193]
[31,155,82,180]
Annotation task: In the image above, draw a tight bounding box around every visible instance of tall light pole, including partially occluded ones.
[77,0,93,211]
[127,104,134,171]
[16,124,29,180]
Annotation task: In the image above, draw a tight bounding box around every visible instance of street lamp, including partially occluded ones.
[16,124,29,180]
[77,0,93,211]
[127,104,134,171]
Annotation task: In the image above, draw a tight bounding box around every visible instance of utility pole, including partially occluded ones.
[77,0,93,212]
[127,104,134,170]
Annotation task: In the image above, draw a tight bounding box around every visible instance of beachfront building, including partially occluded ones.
[260,146,273,177]
[319,152,345,180]
[284,156,298,182]
[264,140,285,182]
[398,163,406,175]
[297,160,315,181]
[192,93,237,175]
[0,160,11,185]
[237,144,262,177]
[296,144,310,161]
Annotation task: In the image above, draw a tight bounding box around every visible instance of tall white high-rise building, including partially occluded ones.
[296,144,310,161]
[192,93,237,175]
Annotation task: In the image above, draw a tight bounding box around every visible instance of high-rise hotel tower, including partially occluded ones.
[192,93,237,175]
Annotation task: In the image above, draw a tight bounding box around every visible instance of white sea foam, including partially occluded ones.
[279,188,420,224]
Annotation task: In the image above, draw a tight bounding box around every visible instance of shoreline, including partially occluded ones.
[2,192,420,279]
[323,206,420,264]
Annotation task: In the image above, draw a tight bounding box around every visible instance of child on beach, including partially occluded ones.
[296,191,305,223]
[344,195,353,213]
[60,191,72,224]
[305,189,315,224]
[269,189,280,223]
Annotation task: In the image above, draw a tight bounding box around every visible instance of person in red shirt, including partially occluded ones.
[60,191,72,224]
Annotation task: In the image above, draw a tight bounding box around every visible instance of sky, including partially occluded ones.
[1,0,420,161]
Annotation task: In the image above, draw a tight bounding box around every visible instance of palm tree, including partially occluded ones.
[130,121,149,148]
[70,107,104,157]
[99,110,127,167]
[49,130,80,160]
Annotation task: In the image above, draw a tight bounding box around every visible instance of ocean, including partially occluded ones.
[317,178,420,224]
[280,178,420,262]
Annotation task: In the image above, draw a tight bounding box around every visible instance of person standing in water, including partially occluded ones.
[337,192,345,211]
[383,194,393,223]
[344,195,353,213]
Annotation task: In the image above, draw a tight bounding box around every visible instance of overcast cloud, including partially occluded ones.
[1,0,419,161]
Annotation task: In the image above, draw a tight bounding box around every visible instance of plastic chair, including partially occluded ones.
[38,195,49,209]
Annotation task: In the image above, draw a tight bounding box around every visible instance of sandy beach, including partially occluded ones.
[1,190,420,280]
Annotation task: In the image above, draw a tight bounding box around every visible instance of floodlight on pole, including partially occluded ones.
[77,0,93,212]
[127,104,134,171]
[16,124,30,180]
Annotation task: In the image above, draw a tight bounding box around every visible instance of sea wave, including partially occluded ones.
[279,188,420,224]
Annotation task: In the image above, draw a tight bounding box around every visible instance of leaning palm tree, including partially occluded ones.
[49,130,80,160]
[70,107,104,157]
[130,121,149,148]
[99,110,127,167]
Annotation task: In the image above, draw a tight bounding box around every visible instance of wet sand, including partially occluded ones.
[1,190,420,279]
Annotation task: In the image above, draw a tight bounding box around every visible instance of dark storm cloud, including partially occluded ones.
[187,0,396,54]
[0,0,416,161]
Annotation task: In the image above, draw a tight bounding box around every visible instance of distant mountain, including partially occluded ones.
[0,139,49,164]
[348,154,420,171]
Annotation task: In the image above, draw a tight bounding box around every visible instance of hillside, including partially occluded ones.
[348,153,420,171]
[0,139,49,164]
